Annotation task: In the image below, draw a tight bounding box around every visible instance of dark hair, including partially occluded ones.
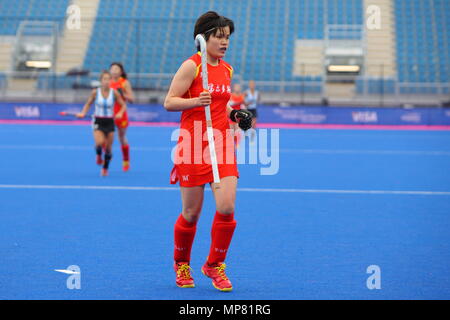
[193,11,234,51]
[109,62,127,79]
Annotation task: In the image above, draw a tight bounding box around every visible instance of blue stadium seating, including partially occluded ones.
[1,0,448,94]
[83,0,364,88]
[394,0,450,83]
[0,0,69,35]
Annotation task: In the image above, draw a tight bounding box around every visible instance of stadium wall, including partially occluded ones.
[1,103,450,127]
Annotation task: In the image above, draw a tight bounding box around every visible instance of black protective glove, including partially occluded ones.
[230,109,253,131]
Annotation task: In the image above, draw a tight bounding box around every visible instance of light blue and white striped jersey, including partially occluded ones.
[245,89,259,110]
[94,88,115,118]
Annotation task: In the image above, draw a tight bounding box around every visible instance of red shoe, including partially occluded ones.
[201,262,233,292]
[96,155,104,165]
[101,168,108,177]
[122,161,130,172]
[174,262,195,288]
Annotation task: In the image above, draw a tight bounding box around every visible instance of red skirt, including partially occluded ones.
[170,163,238,187]
[114,104,129,129]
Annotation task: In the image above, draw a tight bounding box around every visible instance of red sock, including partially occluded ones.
[207,211,236,265]
[174,214,197,263]
[121,144,130,161]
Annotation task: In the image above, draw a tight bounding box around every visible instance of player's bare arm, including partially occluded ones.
[164,60,211,111]
[113,89,127,119]
[123,80,135,103]
[77,89,96,118]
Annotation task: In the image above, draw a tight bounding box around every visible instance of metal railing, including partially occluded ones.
[1,69,448,107]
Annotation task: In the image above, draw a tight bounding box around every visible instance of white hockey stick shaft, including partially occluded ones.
[195,34,220,185]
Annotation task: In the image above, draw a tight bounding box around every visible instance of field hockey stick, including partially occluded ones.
[195,34,221,187]
[59,111,79,116]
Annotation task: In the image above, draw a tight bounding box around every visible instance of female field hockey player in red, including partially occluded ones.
[77,71,127,176]
[164,11,252,291]
[110,62,134,172]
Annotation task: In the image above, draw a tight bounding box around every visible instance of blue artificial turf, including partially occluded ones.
[0,124,449,299]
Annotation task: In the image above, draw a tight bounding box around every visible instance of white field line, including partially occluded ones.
[1,144,450,156]
[0,184,449,196]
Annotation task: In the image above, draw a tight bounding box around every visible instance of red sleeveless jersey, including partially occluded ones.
[171,53,238,185]
[229,93,245,110]
[110,77,129,128]
[110,77,126,90]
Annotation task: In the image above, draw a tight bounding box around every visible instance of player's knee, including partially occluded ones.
[216,202,235,215]
[182,207,201,222]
